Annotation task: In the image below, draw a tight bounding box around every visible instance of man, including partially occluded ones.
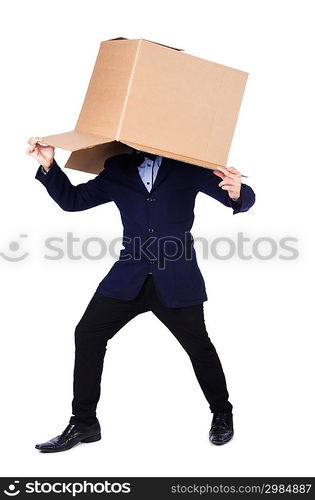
[27,136,255,452]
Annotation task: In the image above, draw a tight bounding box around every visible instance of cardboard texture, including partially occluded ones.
[41,37,248,174]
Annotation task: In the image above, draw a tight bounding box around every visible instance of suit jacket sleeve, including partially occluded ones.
[194,166,256,215]
[34,157,113,211]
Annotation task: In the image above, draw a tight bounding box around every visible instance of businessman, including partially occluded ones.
[27,136,255,452]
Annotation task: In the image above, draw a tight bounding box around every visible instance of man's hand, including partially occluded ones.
[26,136,55,171]
[213,166,241,201]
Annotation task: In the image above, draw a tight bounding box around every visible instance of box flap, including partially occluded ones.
[104,36,183,51]
[41,130,113,151]
[64,142,133,174]
[141,38,183,51]
[106,37,128,41]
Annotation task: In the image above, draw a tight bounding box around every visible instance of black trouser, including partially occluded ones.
[69,274,233,426]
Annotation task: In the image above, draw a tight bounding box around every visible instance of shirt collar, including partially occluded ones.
[138,155,163,168]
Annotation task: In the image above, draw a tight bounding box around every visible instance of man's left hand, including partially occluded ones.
[213,166,241,201]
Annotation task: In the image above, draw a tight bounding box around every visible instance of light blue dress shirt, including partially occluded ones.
[136,155,162,191]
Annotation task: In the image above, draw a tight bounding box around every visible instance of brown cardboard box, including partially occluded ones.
[41,37,248,174]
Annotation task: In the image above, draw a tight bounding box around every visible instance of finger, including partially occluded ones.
[26,148,36,156]
[219,179,240,187]
[27,137,39,147]
[224,171,240,181]
[214,166,231,176]
[216,171,238,182]
[227,166,241,176]
[220,185,235,190]
[216,165,241,179]
[213,169,225,179]
[27,136,44,146]
[223,174,240,183]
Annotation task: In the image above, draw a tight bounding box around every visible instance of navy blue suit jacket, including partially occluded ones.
[35,153,255,307]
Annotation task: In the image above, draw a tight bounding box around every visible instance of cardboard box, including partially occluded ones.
[41,37,248,174]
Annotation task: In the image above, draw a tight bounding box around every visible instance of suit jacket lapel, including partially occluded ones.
[127,154,173,195]
[151,157,172,193]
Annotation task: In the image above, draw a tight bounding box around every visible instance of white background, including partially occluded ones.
[1,0,314,478]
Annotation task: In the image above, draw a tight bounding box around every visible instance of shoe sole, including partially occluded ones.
[209,433,234,446]
[36,433,101,453]
[81,433,102,443]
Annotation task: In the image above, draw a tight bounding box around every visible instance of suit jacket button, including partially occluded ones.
[148,228,154,233]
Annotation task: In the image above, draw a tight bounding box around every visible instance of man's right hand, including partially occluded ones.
[26,136,55,172]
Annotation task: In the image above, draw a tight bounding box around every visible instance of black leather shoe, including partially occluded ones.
[35,421,101,453]
[209,411,234,445]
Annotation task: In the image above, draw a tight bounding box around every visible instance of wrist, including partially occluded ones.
[41,159,54,172]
